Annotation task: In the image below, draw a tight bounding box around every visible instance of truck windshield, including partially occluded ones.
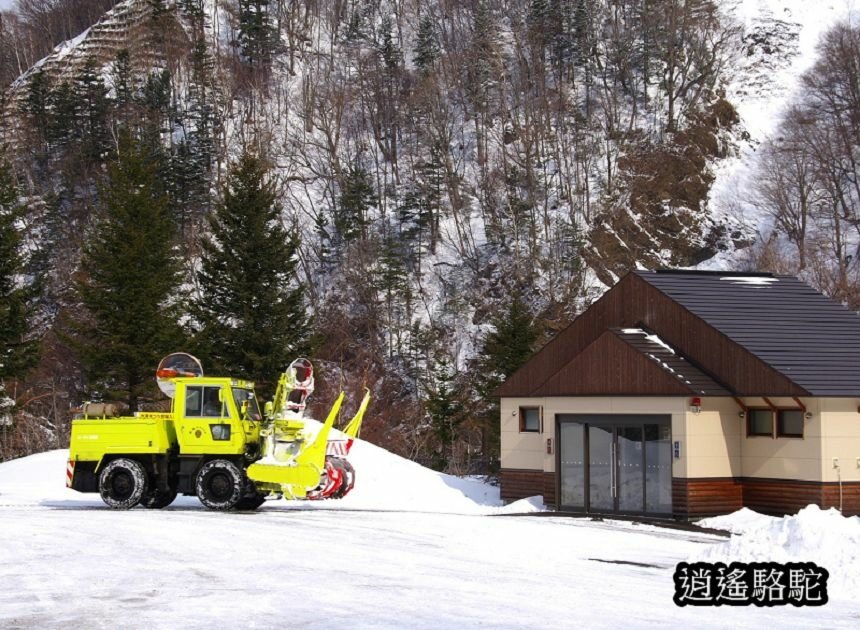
[233,388,262,421]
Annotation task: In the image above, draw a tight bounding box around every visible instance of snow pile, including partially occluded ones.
[692,505,860,598]
[697,506,781,534]
[304,436,544,515]
[0,444,546,515]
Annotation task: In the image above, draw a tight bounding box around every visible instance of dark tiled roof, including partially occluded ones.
[636,270,860,396]
[612,328,730,396]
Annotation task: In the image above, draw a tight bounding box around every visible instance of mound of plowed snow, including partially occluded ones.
[692,505,860,599]
[330,438,543,514]
[0,442,544,515]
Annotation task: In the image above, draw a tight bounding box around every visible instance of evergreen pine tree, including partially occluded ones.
[413,14,440,75]
[572,0,593,67]
[192,151,309,396]
[139,69,173,143]
[112,49,134,108]
[336,163,377,243]
[72,59,111,162]
[424,359,464,472]
[379,16,401,73]
[22,70,51,156]
[238,0,277,65]
[47,81,76,147]
[74,133,184,410]
[474,293,540,469]
[0,159,37,385]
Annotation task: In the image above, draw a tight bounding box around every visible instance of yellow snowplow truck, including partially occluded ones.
[67,354,369,510]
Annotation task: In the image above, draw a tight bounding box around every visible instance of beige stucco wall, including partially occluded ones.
[739,397,822,481]
[819,398,860,484]
[499,397,547,470]
[500,396,860,483]
[500,396,687,476]
[681,397,741,479]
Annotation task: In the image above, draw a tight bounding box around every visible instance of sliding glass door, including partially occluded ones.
[557,414,672,516]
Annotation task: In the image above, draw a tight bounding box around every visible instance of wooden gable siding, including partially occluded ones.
[496,273,808,397]
[532,330,694,396]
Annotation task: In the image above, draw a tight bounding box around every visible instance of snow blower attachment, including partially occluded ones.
[67,354,370,510]
[247,358,370,500]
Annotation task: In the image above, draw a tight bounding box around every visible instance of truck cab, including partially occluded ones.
[171,377,263,456]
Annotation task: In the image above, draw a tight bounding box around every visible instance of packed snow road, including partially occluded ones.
[1,451,858,629]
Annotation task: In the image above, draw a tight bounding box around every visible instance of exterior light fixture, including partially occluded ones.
[690,396,702,414]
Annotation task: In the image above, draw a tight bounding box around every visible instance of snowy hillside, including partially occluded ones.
[706,0,859,258]
[2,448,860,628]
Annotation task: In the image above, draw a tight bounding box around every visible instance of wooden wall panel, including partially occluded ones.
[533,331,693,396]
[542,473,556,507]
[675,477,860,519]
[673,478,744,518]
[742,478,824,516]
[506,472,860,518]
[500,469,554,505]
[822,483,860,516]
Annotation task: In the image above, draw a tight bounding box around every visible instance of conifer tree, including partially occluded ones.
[72,59,111,162]
[336,163,376,243]
[473,292,540,469]
[424,359,464,472]
[193,151,309,395]
[0,159,37,385]
[413,14,440,75]
[74,133,184,410]
[238,0,277,65]
[112,49,134,110]
[379,16,401,72]
[22,70,51,156]
[47,81,76,147]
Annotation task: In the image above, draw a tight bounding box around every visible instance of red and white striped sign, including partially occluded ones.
[66,460,75,488]
[326,440,348,457]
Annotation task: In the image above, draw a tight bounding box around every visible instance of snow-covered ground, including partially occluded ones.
[2,446,859,628]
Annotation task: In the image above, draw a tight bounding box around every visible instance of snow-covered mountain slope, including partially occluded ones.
[706,0,857,255]
[2,449,859,628]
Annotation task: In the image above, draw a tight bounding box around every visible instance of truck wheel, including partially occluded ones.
[196,459,243,510]
[99,458,148,509]
[142,485,178,509]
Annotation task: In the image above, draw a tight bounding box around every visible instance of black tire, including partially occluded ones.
[142,485,178,509]
[196,459,243,510]
[98,458,148,509]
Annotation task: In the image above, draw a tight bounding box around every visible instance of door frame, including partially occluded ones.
[555,414,673,517]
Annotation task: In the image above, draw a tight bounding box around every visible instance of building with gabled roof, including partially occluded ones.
[497,270,860,518]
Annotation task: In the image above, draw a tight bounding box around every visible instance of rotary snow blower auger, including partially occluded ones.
[67,353,370,510]
[247,358,370,500]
